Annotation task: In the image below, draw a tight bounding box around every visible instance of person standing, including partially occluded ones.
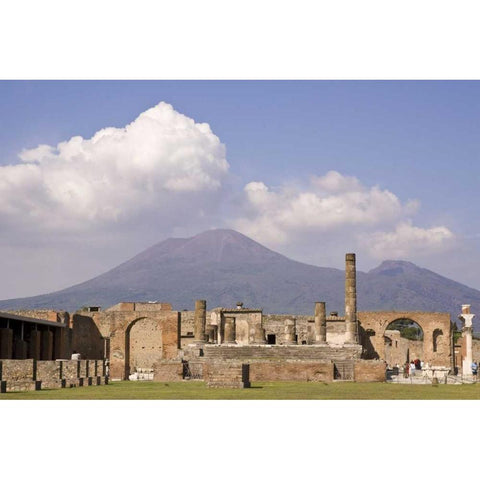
[472,361,478,380]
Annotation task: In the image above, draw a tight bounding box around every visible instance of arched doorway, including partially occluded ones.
[384,318,424,368]
[125,317,163,379]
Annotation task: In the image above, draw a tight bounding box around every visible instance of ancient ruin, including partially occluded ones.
[0,252,473,392]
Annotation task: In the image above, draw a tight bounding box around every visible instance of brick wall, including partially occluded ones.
[204,362,249,388]
[354,360,386,382]
[153,360,184,382]
[249,361,334,382]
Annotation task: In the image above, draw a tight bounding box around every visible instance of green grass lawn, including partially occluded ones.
[2,380,480,400]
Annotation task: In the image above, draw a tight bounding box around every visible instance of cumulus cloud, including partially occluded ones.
[0,102,229,235]
[231,171,454,261]
[362,221,455,259]
[233,171,417,243]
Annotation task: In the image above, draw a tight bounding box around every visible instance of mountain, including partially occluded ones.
[1,229,479,328]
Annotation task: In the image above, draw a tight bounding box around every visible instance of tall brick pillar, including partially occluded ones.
[314,302,327,344]
[0,328,13,359]
[194,299,207,344]
[345,253,358,344]
[41,330,54,360]
[29,330,41,359]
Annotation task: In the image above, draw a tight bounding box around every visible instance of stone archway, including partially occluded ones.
[383,318,424,368]
[358,311,452,367]
[125,317,163,378]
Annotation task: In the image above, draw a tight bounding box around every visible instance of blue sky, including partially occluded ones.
[0,80,479,297]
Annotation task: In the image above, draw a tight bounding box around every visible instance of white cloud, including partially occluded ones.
[234,171,417,243]
[0,102,229,235]
[362,221,455,259]
[231,171,454,262]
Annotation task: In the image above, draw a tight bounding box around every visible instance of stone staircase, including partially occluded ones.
[203,345,361,361]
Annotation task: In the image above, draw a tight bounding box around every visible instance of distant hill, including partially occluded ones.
[1,229,479,329]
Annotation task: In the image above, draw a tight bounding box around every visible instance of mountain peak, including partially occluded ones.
[170,228,283,264]
[368,260,422,277]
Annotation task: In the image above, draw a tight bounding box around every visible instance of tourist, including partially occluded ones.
[404,362,409,378]
[472,361,478,379]
[71,350,81,360]
[410,360,416,377]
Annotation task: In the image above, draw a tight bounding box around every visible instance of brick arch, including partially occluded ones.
[125,317,164,378]
[358,311,452,366]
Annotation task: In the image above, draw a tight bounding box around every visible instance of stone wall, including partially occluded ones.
[249,361,334,382]
[71,314,104,359]
[263,315,346,344]
[358,311,451,367]
[204,362,250,388]
[0,358,107,392]
[384,330,424,367]
[202,344,362,361]
[153,360,184,382]
[76,306,181,380]
[354,360,386,382]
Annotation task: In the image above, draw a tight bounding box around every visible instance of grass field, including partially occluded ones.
[2,380,480,400]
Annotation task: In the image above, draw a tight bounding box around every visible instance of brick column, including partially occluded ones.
[0,328,13,359]
[194,299,207,344]
[314,302,327,344]
[41,330,54,360]
[345,253,358,344]
[29,330,41,359]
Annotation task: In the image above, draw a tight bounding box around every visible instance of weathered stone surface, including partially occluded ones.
[249,361,333,382]
[153,360,184,382]
[314,302,327,344]
[204,362,250,388]
[354,360,386,382]
[194,299,207,343]
[344,253,357,343]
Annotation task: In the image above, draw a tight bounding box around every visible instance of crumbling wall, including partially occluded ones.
[354,360,386,382]
[204,362,250,388]
[358,311,451,367]
[77,306,181,380]
[0,359,107,393]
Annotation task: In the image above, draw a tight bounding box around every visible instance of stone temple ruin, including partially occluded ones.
[0,253,475,392]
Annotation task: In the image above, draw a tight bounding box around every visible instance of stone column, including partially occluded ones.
[205,325,217,343]
[29,329,41,359]
[459,304,475,377]
[345,253,358,344]
[314,302,327,344]
[41,330,53,360]
[0,328,13,359]
[284,319,297,345]
[194,299,207,344]
[253,325,266,344]
[224,317,236,344]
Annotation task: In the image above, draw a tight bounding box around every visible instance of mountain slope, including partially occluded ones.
[1,229,479,329]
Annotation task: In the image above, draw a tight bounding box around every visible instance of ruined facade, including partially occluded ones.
[0,253,459,390]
